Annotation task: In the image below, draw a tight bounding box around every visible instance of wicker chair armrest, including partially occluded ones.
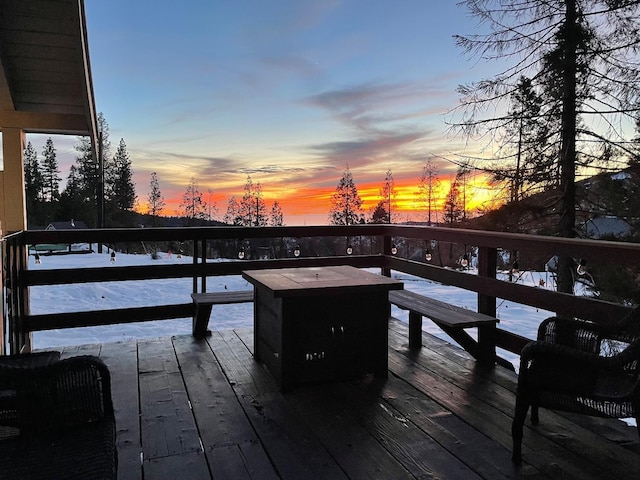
[520,340,640,397]
[536,316,609,352]
[521,340,603,369]
[10,356,114,433]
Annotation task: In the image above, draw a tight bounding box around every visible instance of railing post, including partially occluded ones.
[477,246,497,365]
[477,246,497,317]
[382,234,392,277]
[200,238,207,293]
[192,239,199,293]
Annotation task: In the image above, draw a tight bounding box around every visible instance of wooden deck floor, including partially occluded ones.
[58,318,639,480]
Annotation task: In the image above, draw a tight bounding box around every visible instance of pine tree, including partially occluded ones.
[417,159,440,225]
[223,196,242,225]
[40,137,60,203]
[379,169,396,224]
[147,172,165,225]
[108,138,136,226]
[329,167,363,225]
[453,0,640,292]
[239,176,267,226]
[369,200,388,224]
[68,112,111,227]
[269,201,284,226]
[23,141,43,226]
[490,76,553,203]
[180,178,207,225]
[442,179,464,226]
[59,165,87,224]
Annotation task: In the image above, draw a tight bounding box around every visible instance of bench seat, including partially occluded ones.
[389,289,498,364]
[191,290,254,338]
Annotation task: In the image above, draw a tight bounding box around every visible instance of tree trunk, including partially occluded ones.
[557,0,578,294]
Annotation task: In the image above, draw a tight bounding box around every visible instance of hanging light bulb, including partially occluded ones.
[346,244,353,255]
[238,246,245,259]
[293,244,301,257]
[110,251,116,262]
[577,258,587,276]
[461,254,469,268]
[34,253,41,265]
[391,244,398,255]
[425,249,432,262]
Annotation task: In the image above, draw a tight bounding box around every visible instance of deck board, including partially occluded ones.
[60,318,637,480]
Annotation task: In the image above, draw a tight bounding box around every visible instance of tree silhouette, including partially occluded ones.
[329,167,363,225]
[417,159,440,225]
[180,177,207,225]
[147,172,165,225]
[239,175,267,226]
[453,0,640,292]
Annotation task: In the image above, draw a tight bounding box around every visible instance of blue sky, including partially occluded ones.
[35,1,499,224]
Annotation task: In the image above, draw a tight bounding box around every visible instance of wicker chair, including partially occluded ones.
[512,313,640,464]
[0,355,117,479]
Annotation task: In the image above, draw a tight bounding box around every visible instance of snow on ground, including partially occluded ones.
[29,250,637,427]
[29,250,553,369]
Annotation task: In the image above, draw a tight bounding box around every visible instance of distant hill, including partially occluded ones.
[130,212,227,228]
[466,165,640,241]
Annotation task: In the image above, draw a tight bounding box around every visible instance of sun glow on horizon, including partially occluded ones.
[139,172,502,225]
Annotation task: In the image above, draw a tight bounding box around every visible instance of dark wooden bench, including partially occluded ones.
[389,290,499,365]
[191,290,254,338]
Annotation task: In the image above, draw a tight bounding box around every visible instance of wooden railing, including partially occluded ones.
[2,224,638,357]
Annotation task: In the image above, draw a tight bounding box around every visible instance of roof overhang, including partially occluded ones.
[0,0,97,145]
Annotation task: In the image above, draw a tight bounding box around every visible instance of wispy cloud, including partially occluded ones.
[310,131,426,165]
[304,82,443,133]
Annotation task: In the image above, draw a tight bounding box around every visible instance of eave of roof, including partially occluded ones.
[0,0,97,146]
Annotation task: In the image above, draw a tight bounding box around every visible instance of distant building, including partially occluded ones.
[45,219,88,230]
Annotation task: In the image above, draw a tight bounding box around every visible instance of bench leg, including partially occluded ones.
[408,311,422,349]
[192,304,213,339]
[477,325,497,366]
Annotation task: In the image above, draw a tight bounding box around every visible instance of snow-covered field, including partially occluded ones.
[28,250,554,369]
[28,250,637,427]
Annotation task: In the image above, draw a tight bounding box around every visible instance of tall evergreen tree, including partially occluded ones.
[329,167,363,225]
[23,141,43,226]
[239,175,267,226]
[369,200,389,224]
[107,138,136,226]
[59,165,87,225]
[40,137,60,203]
[442,178,464,226]
[147,172,165,225]
[453,0,640,292]
[379,169,396,224]
[180,177,207,225]
[223,196,242,225]
[417,159,441,225]
[69,112,111,228]
[491,76,553,202]
[269,201,284,226]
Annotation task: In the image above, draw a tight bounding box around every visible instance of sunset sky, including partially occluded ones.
[29,0,504,225]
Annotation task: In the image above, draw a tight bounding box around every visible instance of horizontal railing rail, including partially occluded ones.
[3,224,638,357]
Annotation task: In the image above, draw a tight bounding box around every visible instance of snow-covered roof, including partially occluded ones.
[46,220,89,230]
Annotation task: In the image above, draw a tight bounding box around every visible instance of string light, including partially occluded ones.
[391,244,398,255]
[577,258,587,276]
[238,246,245,259]
[346,245,353,255]
[425,249,432,262]
[293,244,301,257]
[461,254,469,268]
